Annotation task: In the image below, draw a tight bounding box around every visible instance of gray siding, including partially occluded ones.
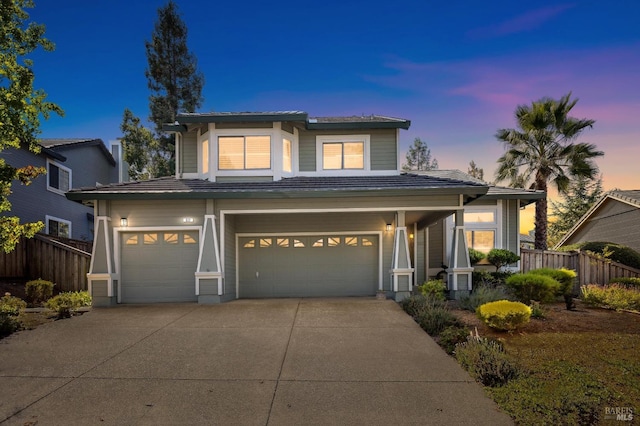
[215,194,460,211]
[428,220,445,278]
[298,128,397,172]
[1,147,95,240]
[109,200,207,227]
[182,132,198,174]
[565,200,640,252]
[506,200,519,254]
[216,176,274,183]
[55,144,113,187]
[416,227,426,285]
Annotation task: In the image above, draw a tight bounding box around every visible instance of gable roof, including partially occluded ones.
[554,189,640,248]
[39,138,116,166]
[163,111,411,131]
[67,173,488,202]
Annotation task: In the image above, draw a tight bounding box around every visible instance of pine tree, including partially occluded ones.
[548,175,604,247]
[402,138,438,171]
[467,160,484,181]
[0,0,63,252]
[122,1,204,179]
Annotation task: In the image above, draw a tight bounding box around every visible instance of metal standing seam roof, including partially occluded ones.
[66,173,489,201]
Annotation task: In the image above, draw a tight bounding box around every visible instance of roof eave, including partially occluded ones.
[306,121,411,130]
[177,113,308,124]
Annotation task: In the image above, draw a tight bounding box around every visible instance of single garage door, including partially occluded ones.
[239,234,379,298]
[120,230,199,303]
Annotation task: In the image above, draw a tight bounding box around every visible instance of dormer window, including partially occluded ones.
[317,135,370,171]
[218,136,271,170]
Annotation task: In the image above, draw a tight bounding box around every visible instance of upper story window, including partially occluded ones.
[218,136,271,170]
[47,160,71,195]
[283,138,292,173]
[317,135,370,171]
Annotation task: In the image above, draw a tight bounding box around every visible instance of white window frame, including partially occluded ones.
[445,204,502,259]
[315,135,370,174]
[46,160,72,195]
[45,215,72,238]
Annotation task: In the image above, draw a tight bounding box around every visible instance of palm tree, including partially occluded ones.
[495,93,604,250]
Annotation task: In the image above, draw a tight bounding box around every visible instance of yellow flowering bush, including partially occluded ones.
[477,300,532,331]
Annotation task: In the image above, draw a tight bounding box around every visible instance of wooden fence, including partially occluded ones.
[0,234,91,292]
[520,248,640,293]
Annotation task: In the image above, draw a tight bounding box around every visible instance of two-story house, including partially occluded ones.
[67,112,542,306]
[2,138,126,242]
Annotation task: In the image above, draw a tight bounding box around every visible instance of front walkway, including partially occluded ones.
[0,298,511,425]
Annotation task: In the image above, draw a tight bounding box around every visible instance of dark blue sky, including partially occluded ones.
[28,0,640,201]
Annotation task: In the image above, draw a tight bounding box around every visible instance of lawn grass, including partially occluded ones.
[492,332,640,425]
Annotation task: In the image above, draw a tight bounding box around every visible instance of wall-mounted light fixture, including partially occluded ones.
[182,217,194,224]
[386,224,392,232]
[120,218,128,227]
[409,233,414,239]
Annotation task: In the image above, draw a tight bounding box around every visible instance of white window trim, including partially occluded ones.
[315,134,371,174]
[46,160,72,195]
[45,215,72,238]
[445,204,502,259]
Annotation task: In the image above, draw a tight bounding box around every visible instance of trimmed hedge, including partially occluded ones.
[571,242,640,269]
[476,300,531,331]
[505,273,561,303]
[25,279,54,305]
[609,277,640,288]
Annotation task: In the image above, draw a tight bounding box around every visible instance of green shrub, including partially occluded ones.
[527,267,577,309]
[455,334,521,387]
[417,279,446,300]
[487,249,520,272]
[45,291,92,319]
[415,306,461,336]
[437,325,469,355]
[472,270,515,288]
[581,284,640,312]
[468,248,486,265]
[489,361,611,425]
[505,273,561,303]
[25,279,54,305]
[476,300,531,331]
[609,277,640,288]
[459,285,512,312]
[400,295,445,319]
[578,242,640,269]
[529,301,546,319]
[1,293,27,337]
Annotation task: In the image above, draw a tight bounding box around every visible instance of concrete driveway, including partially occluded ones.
[0,298,512,425]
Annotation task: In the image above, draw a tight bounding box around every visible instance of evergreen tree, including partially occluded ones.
[467,160,484,181]
[0,0,63,253]
[402,138,438,171]
[548,175,604,247]
[122,1,204,179]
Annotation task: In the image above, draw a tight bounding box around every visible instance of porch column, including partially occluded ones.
[447,209,473,299]
[195,214,224,304]
[87,216,117,306]
[391,211,414,302]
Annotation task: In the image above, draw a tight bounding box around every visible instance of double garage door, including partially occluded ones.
[120,231,199,303]
[239,234,379,298]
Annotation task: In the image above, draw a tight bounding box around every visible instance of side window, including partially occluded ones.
[45,215,71,238]
[47,161,71,194]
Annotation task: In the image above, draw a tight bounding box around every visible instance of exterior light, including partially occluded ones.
[182,217,194,224]
[120,218,128,227]
[409,233,414,239]
[386,224,392,232]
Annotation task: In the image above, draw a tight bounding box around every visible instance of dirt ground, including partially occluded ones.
[1,280,29,300]
[452,299,640,339]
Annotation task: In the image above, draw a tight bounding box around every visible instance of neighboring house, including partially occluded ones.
[520,232,535,250]
[67,111,542,306]
[555,190,640,252]
[1,138,126,241]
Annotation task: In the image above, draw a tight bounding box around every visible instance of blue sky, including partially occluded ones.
[28,0,640,203]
